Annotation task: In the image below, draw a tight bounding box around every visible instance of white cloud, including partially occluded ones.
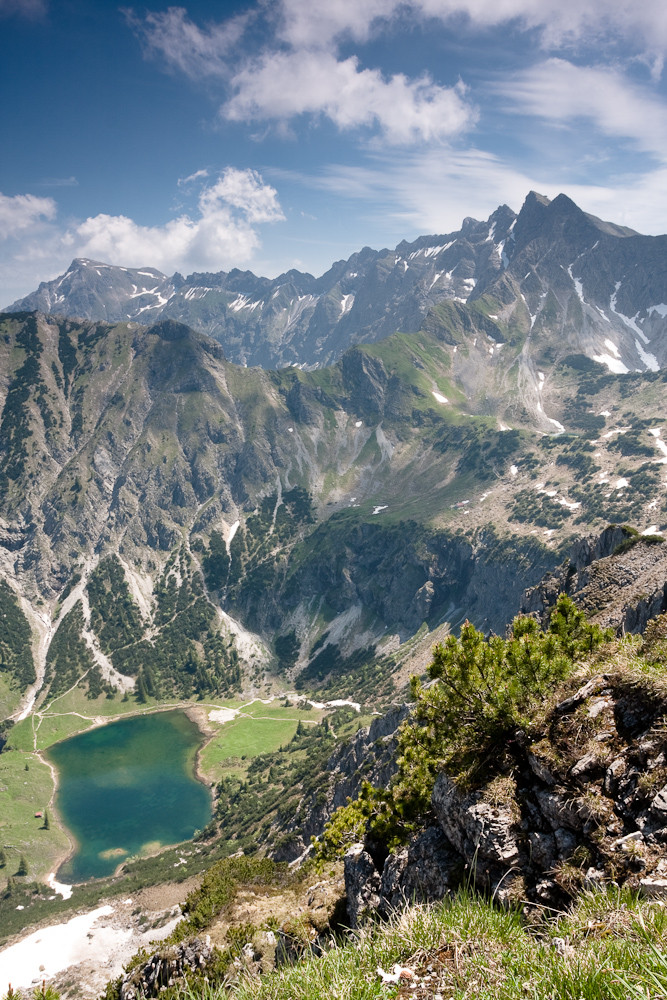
[0,170,284,305]
[198,169,284,224]
[277,0,395,48]
[124,5,247,80]
[0,0,47,17]
[305,144,667,241]
[129,0,667,151]
[178,168,209,186]
[226,50,475,144]
[278,0,667,57]
[416,0,667,50]
[71,168,284,271]
[0,192,56,236]
[312,148,537,233]
[499,59,667,160]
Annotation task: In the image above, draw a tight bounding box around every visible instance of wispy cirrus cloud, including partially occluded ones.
[178,168,210,187]
[498,59,667,161]
[124,5,248,80]
[304,143,667,239]
[127,0,667,153]
[278,0,667,59]
[0,0,47,18]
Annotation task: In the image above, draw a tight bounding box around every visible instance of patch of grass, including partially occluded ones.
[0,673,22,727]
[4,717,35,753]
[199,706,321,782]
[168,887,667,1000]
[0,749,69,882]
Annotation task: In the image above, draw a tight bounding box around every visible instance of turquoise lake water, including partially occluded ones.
[47,710,212,882]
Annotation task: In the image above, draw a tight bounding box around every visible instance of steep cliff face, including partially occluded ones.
[522,526,667,634]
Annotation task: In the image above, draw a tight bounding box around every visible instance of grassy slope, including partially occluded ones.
[0,750,70,882]
[221,887,667,1000]
[199,703,324,781]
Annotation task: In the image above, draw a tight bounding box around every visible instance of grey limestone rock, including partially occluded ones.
[119,937,215,1000]
[379,826,458,916]
[534,789,585,832]
[344,842,381,928]
[432,773,519,864]
[650,784,667,817]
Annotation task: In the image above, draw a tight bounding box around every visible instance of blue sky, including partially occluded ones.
[3,0,667,304]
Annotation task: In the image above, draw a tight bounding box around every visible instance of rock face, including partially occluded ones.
[119,938,215,999]
[379,826,459,917]
[342,666,667,923]
[344,843,382,928]
[273,705,410,861]
[522,526,667,634]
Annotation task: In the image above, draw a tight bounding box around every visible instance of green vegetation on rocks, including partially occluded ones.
[44,601,108,700]
[0,580,35,691]
[316,595,612,858]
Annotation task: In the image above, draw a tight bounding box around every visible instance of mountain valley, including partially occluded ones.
[2,191,667,998]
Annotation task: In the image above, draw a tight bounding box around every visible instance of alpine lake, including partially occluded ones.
[47,710,212,882]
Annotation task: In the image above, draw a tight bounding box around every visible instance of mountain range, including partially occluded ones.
[7,191,667,374]
[2,190,667,724]
[3,192,667,996]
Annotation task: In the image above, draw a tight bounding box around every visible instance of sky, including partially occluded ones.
[3,0,667,305]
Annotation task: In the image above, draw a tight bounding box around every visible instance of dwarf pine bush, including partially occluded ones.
[316,595,612,859]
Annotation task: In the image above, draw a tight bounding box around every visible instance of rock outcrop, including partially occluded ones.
[342,666,667,923]
[522,526,667,635]
[119,938,215,1000]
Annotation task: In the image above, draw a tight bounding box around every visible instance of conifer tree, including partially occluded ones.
[17,854,28,876]
[136,671,148,703]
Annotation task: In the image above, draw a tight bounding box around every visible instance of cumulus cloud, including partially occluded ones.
[0,170,284,305]
[0,192,56,236]
[130,2,476,144]
[226,51,475,144]
[71,168,284,271]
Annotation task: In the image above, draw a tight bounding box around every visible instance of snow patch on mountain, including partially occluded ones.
[610,282,649,344]
[593,352,629,374]
[634,338,659,372]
